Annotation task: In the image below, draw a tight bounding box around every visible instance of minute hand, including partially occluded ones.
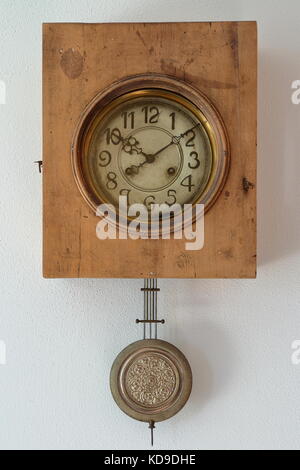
[125,123,201,175]
[152,123,201,159]
[151,141,174,159]
[127,138,177,173]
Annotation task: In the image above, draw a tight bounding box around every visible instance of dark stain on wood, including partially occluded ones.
[243,177,255,193]
[60,48,84,79]
[176,252,193,270]
[219,248,234,259]
[160,58,179,75]
[198,76,237,90]
[136,30,147,47]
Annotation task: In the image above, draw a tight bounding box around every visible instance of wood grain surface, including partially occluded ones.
[43,22,257,278]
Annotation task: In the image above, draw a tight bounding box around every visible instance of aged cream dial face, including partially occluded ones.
[84,90,214,211]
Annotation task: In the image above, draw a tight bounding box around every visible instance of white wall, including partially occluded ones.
[0,0,300,450]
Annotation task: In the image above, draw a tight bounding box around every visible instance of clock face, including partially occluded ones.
[82,90,215,213]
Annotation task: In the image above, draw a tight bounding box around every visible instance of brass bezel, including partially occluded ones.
[72,74,230,228]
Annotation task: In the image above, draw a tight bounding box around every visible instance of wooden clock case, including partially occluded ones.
[43,21,257,279]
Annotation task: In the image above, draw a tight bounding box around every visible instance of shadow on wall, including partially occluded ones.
[164,309,235,420]
[259,50,300,266]
[187,320,234,414]
[158,278,237,423]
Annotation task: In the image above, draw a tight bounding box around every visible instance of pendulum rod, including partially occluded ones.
[145,279,147,336]
[149,278,152,339]
[136,279,164,340]
[154,278,158,339]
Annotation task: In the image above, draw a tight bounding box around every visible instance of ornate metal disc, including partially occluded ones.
[110,339,192,423]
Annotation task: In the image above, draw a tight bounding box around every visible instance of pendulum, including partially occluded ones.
[110,279,193,446]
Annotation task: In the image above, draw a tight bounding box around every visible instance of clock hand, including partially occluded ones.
[125,123,201,176]
[122,136,149,159]
[151,141,174,158]
[176,122,201,141]
[108,132,157,175]
[142,123,201,161]
[122,135,155,176]
[125,155,154,176]
[125,139,175,174]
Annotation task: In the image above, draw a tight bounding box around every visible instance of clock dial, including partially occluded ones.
[83,90,214,213]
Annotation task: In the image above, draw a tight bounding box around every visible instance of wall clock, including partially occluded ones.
[43,21,257,445]
[71,75,229,224]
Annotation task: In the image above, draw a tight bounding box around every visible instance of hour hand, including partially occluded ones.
[125,154,155,176]
[125,165,140,176]
[122,137,143,155]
